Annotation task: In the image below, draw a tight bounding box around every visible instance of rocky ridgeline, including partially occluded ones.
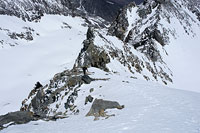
[2,0,200,129]
[0,25,172,130]
[20,28,110,118]
[0,13,175,131]
[0,0,76,22]
[107,0,200,83]
[0,27,112,130]
[108,2,137,40]
[74,27,110,72]
[0,0,135,22]
[109,0,200,62]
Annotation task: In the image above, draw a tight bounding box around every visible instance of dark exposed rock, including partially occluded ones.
[82,0,137,21]
[85,95,94,105]
[21,66,102,118]
[31,89,47,118]
[90,88,94,93]
[67,76,82,88]
[81,75,94,84]
[0,0,138,22]
[108,2,136,40]
[0,111,35,130]
[7,27,36,41]
[75,27,110,71]
[138,5,152,18]
[35,82,43,90]
[87,27,95,40]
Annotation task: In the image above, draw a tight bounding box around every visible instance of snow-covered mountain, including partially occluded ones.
[0,0,138,22]
[109,0,200,91]
[0,0,200,132]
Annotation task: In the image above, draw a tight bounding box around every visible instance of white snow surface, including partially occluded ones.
[1,68,200,133]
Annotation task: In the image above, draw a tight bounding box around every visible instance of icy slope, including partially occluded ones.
[1,68,200,133]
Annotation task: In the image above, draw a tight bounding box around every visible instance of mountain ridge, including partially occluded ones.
[0,0,142,22]
[0,0,200,131]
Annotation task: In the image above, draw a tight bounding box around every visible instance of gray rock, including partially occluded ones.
[86,99,124,117]
[85,95,94,105]
[31,89,47,118]
[90,88,94,93]
[87,27,95,40]
[81,75,93,84]
[0,111,34,129]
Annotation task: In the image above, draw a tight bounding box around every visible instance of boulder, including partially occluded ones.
[85,95,94,105]
[0,111,35,130]
[31,89,47,118]
[86,99,124,119]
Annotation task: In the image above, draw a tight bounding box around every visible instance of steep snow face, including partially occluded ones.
[1,70,200,133]
[109,0,200,92]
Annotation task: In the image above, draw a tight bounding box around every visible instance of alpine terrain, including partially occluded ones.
[0,0,200,132]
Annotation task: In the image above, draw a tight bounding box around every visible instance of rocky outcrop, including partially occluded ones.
[21,69,89,117]
[74,27,110,71]
[85,95,94,105]
[0,0,136,22]
[108,2,136,40]
[107,0,199,84]
[20,27,111,120]
[82,0,135,22]
[86,99,124,120]
[0,111,35,130]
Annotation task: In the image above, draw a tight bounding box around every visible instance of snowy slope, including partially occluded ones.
[0,15,88,115]
[1,69,200,133]
[0,10,175,116]
[0,0,200,132]
[109,0,200,92]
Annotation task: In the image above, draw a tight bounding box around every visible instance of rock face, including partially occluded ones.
[82,0,136,21]
[107,0,200,84]
[74,27,110,72]
[19,27,112,120]
[86,99,124,119]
